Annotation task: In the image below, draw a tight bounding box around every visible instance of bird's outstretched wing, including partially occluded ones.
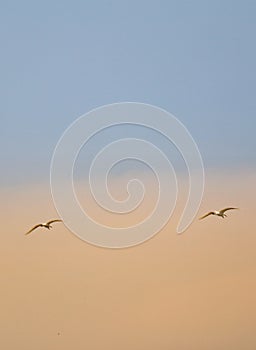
[199,212,214,220]
[46,219,62,225]
[219,207,238,215]
[25,224,43,235]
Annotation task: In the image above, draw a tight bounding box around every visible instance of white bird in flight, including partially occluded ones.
[199,207,238,220]
[25,219,62,235]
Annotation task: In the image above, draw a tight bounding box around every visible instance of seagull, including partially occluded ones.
[25,219,62,235]
[199,207,238,220]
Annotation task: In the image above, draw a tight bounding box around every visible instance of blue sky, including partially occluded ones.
[1,0,256,186]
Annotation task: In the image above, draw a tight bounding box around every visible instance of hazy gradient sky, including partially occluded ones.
[1,4,256,348]
[1,0,256,186]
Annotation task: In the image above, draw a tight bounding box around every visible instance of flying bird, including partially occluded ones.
[25,219,62,235]
[199,207,238,220]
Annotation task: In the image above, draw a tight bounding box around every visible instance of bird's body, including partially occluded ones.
[25,219,62,235]
[199,207,238,220]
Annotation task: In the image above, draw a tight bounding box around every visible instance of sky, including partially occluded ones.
[1,3,256,348]
[1,0,256,187]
